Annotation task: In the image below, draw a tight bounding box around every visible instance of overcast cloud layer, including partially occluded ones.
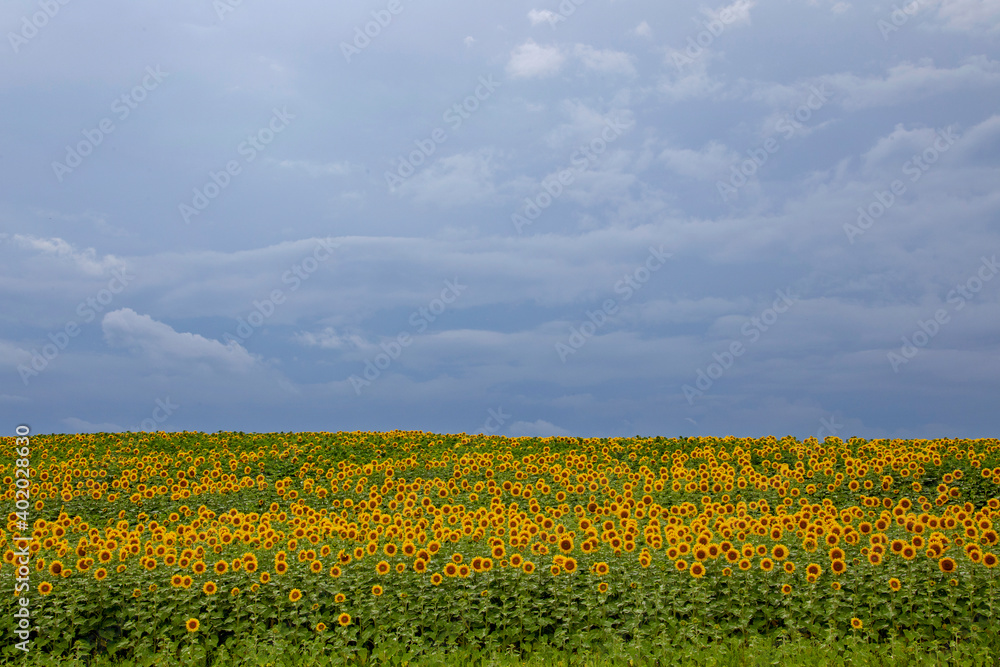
[2,0,999,439]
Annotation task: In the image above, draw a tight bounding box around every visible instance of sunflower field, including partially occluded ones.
[3,431,1000,664]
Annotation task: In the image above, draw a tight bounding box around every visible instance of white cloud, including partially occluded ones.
[508,419,572,437]
[658,141,738,179]
[826,56,1000,111]
[527,9,559,27]
[506,40,566,79]
[102,308,258,373]
[60,417,123,433]
[293,326,366,350]
[634,21,652,38]
[572,44,636,76]
[929,0,1000,32]
[703,0,756,26]
[273,159,353,177]
[9,234,125,276]
[395,149,499,206]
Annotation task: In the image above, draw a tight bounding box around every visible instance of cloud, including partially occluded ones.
[293,326,366,350]
[634,21,652,38]
[703,0,756,26]
[102,308,257,373]
[506,40,567,79]
[273,159,354,177]
[8,234,125,276]
[508,419,572,437]
[395,149,499,206]
[929,0,1000,32]
[826,56,1000,111]
[657,59,725,102]
[658,141,739,180]
[572,45,636,77]
[60,417,123,433]
[527,9,559,26]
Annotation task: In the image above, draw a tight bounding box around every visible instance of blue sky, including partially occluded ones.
[2,0,999,439]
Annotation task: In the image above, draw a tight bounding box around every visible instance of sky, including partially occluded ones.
[1,0,999,440]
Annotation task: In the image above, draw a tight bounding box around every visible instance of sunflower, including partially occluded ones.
[760,558,774,572]
[868,552,882,566]
[171,574,184,588]
[772,544,788,560]
[889,577,901,592]
[48,561,63,577]
[738,558,751,571]
[563,557,578,573]
[690,562,705,578]
[289,589,302,602]
[338,613,351,627]
[939,557,957,574]
[783,561,795,574]
[94,568,108,581]
[675,559,688,571]
[260,571,271,583]
[203,581,217,595]
[430,573,443,586]
[372,584,383,596]
[186,618,200,632]
[806,563,822,578]
[851,618,863,630]
[781,584,792,595]
[984,552,998,568]
[597,582,609,593]
[522,561,536,574]
[594,561,609,576]
[831,559,846,575]
[192,560,207,575]
[214,560,228,575]
[38,582,53,595]
[315,622,327,632]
